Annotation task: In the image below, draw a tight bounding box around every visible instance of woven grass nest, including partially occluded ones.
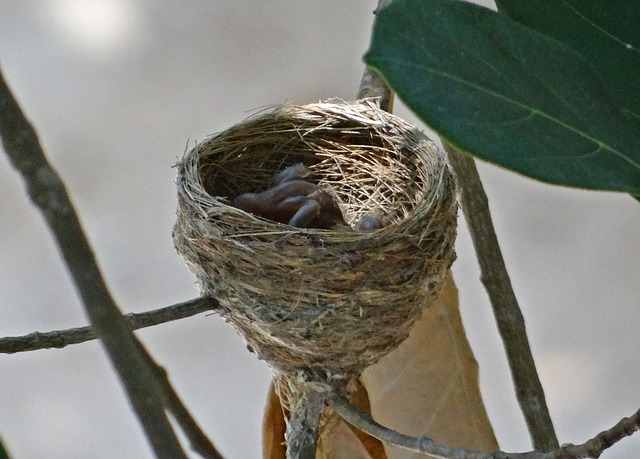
[173,99,458,381]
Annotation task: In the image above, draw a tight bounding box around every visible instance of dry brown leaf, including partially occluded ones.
[316,418,376,459]
[361,273,498,458]
[263,273,497,458]
[264,380,387,459]
[316,379,388,459]
[263,384,288,459]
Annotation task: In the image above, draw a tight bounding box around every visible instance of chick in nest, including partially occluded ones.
[231,164,346,229]
[232,164,387,231]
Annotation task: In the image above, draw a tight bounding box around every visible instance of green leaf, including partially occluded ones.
[364,0,640,194]
[0,436,11,459]
[496,0,640,132]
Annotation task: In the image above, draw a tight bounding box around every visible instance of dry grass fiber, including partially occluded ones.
[173,99,458,383]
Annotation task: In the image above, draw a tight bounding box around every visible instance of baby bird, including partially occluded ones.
[355,214,389,231]
[231,164,348,229]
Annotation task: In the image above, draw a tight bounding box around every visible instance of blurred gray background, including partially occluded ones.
[1,1,639,458]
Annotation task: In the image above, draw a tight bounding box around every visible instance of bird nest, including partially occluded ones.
[173,99,458,381]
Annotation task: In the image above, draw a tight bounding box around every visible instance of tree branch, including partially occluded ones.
[0,297,224,457]
[359,2,556,451]
[357,0,394,112]
[136,341,224,459]
[285,383,326,459]
[0,297,218,354]
[444,145,558,451]
[547,407,640,459]
[329,392,640,459]
[0,67,187,458]
[359,6,557,450]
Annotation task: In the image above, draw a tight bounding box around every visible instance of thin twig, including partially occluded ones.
[359,3,557,450]
[357,0,394,112]
[357,66,394,113]
[136,342,224,459]
[330,390,494,459]
[0,68,187,458]
[0,297,219,354]
[329,392,640,459]
[444,144,559,451]
[360,0,557,451]
[546,407,640,459]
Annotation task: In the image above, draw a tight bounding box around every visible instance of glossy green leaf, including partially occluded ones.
[364,0,640,194]
[496,0,640,132]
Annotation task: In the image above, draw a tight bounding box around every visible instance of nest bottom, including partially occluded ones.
[200,248,451,379]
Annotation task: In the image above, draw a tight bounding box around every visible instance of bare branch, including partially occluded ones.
[0,301,224,455]
[546,407,640,459]
[330,391,500,459]
[357,0,395,111]
[329,392,640,459]
[359,6,557,450]
[136,342,224,459]
[0,67,188,458]
[0,297,218,354]
[285,384,325,459]
[357,67,394,112]
[359,0,557,450]
[357,4,556,450]
[444,145,558,451]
